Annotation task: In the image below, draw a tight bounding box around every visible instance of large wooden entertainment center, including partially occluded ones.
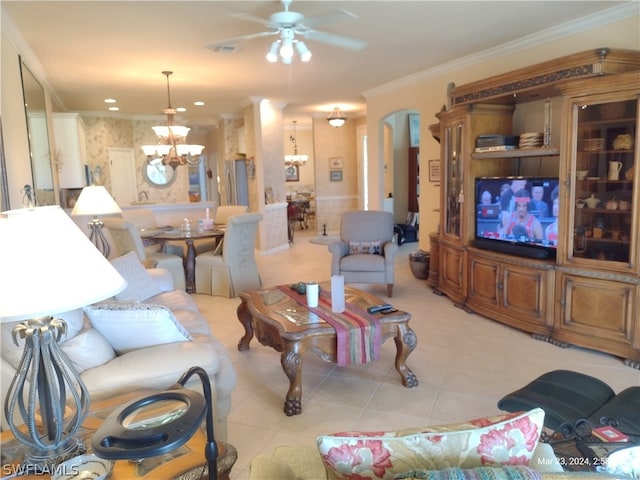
[428,48,640,367]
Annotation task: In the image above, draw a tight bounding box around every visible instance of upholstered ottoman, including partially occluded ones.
[498,370,639,441]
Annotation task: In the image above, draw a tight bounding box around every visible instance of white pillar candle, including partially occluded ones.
[331,275,345,313]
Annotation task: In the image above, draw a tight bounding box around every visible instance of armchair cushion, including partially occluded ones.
[85,302,192,354]
[317,408,545,480]
[110,251,163,302]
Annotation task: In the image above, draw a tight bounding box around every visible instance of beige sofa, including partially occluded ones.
[1,254,236,441]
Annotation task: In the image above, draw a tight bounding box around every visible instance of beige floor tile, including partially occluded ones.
[193,230,638,477]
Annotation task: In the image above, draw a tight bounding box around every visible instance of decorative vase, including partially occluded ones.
[409,251,430,280]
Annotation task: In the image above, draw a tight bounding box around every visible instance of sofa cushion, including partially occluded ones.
[110,251,163,302]
[60,327,116,373]
[317,409,545,480]
[85,302,192,354]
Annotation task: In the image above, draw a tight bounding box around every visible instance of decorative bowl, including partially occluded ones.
[52,454,113,480]
[576,170,588,180]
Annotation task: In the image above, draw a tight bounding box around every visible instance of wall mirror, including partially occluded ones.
[20,57,55,206]
[143,157,176,188]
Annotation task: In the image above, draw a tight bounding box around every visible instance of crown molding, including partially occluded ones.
[363,3,638,99]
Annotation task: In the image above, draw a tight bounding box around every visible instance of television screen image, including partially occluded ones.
[474,177,559,259]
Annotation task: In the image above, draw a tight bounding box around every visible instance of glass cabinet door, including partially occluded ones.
[571,98,637,265]
[444,123,463,239]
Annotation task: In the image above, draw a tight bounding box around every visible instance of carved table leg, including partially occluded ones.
[394,323,418,388]
[281,344,303,416]
[237,298,254,351]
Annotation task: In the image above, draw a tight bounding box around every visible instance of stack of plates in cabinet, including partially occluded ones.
[519,132,543,149]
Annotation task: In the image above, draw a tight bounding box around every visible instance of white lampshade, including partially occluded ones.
[177,144,205,156]
[71,185,122,216]
[152,125,190,139]
[0,206,126,321]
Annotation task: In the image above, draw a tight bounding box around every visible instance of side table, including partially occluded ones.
[1,390,237,480]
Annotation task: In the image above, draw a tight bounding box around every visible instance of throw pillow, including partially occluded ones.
[110,251,163,302]
[317,409,545,480]
[60,327,116,373]
[84,302,192,355]
[349,241,382,255]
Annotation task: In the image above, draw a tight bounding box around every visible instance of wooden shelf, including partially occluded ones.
[472,147,559,159]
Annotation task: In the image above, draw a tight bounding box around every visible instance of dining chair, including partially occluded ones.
[122,208,185,257]
[194,205,249,255]
[195,212,262,297]
[103,217,186,290]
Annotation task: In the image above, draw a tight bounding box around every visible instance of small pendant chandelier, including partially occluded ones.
[141,71,204,170]
[284,120,308,167]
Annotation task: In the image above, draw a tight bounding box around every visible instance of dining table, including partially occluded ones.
[142,227,225,294]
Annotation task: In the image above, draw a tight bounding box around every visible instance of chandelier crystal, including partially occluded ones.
[284,120,308,167]
[141,71,204,170]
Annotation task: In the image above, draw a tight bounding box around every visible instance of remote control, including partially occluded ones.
[380,307,398,314]
[367,304,393,314]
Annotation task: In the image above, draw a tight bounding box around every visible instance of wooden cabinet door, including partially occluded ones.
[467,250,552,334]
[439,243,466,305]
[554,271,640,364]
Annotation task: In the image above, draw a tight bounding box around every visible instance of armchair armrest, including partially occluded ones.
[146,267,175,292]
[383,241,398,263]
[328,241,349,275]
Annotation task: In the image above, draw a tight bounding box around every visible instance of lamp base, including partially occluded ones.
[18,437,86,475]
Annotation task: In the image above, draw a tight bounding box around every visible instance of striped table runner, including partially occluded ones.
[277,285,381,367]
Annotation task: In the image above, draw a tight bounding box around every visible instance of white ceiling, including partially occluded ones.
[2,1,633,128]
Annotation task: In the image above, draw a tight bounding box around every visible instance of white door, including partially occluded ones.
[108,147,136,205]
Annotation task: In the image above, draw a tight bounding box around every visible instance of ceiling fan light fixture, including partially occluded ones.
[280,38,294,61]
[327,107,347,128]
[266,41,279,62]
[295,41,312,62]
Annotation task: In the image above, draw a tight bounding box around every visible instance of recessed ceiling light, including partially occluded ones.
[108,106,119,111]
[176,107,186,113]
[104,98,116,104]
[194,101,205,107]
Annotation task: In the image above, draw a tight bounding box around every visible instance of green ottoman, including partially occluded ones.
[498,370,640,441]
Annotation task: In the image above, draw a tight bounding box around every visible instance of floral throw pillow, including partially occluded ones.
[316,408,545,480]
[349,241,382,255]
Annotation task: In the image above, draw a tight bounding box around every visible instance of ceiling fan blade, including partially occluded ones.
[303,29,367,51]
[299,9,358,29]
[230,12,278,29]
[206,31,277,49]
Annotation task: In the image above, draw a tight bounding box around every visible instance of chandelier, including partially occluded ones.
[284,121,308,167]
[327,107,347,128]
[141,71,204,170]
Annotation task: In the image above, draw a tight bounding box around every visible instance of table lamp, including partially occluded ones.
[0,206,126,473]
[71,185,122,257]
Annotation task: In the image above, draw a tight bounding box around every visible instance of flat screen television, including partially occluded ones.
[474,176,559,260]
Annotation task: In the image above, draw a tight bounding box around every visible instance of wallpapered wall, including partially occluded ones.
[81,115,190,204]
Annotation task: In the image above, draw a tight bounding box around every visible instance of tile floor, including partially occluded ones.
[193,230,640,479]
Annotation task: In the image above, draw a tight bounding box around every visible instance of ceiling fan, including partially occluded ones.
[207,0,367,64]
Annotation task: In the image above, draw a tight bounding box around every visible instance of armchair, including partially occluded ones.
[103,217,186,290]
[328,210,398,297]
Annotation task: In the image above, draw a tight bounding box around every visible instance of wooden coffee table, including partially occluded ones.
[237,284,418,416]
[0,390,237,480]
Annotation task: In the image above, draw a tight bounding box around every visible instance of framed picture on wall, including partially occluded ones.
[428,159,440,182]
[329,157,343,169]
[330,170,343,182]
[409,114,420,147]
[285,165,299,182]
